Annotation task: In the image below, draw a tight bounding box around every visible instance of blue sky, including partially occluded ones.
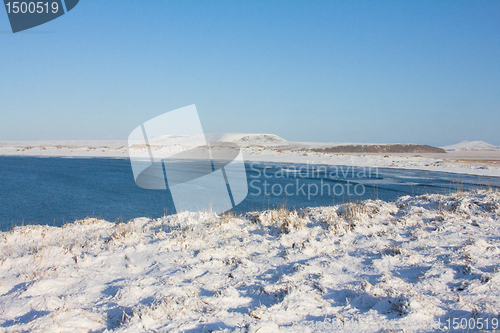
[1,0,499,146]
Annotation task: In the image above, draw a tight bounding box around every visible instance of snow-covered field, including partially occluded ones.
[1,189,500,332]
[1,135,500,177]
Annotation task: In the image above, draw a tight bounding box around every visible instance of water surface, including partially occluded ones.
[1,156,499,230]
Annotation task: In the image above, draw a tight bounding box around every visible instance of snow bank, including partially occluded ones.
[1,190,500,332]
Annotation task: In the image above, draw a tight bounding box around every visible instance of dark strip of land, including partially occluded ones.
[310,144,446,154]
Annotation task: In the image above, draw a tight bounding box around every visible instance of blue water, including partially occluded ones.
[1,156,499,231]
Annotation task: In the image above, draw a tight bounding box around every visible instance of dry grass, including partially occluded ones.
[337,201,367,231]
[255,206,308,234]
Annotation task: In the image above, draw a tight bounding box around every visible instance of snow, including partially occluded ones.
[240,146,500,177]
[1,136,500,177]
[1,189,500,332]
[442,141,500,152]
[204,133,289,147]
[145,133,288,148]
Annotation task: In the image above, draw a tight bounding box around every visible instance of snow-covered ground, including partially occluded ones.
[1,189,499,332]
[2,135,499,177]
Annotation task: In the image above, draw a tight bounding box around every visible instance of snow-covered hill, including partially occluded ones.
[206,133,289,147]
[442,141,500,152]
[146,133,289,147]
[1,190,499,332]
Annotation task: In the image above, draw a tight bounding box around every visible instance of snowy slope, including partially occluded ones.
[442,141,500,151]
[147,133,289,147]
[205,133,288,147]
[1,190,499,332]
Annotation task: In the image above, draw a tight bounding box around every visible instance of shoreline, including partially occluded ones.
[2,153,500,179]
[1,143,500,177]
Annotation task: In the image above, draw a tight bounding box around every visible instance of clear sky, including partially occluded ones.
[1,0,499,146]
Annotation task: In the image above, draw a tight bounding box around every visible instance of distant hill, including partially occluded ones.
[205,133,288,146]
[441,141,500,152]
[147,134,447,153]
[147,133,289,147]
[309,144,446,154]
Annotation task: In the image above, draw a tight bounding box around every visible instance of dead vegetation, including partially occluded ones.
[253,206,308,234]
